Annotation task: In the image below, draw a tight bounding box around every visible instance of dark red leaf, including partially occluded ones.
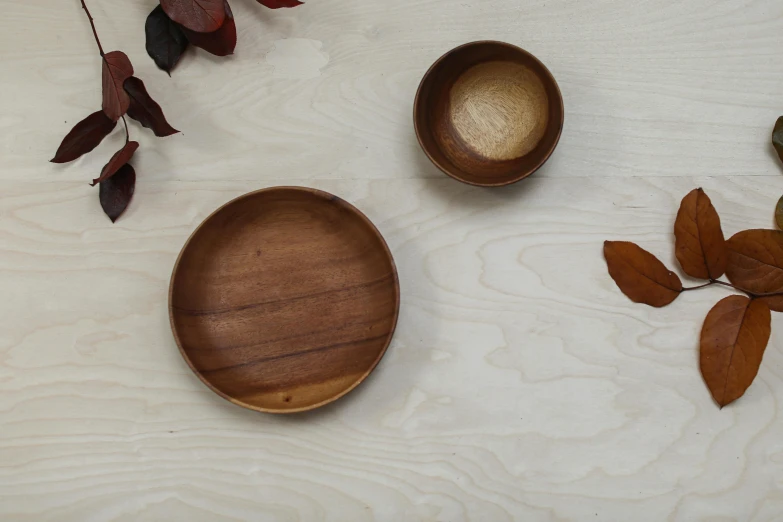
[182,1,236,57]
[700,296,771,407]
[160,0,225,33]
[124,77,179,137]
[51,111,116,163]
[91,141,139,186]
[256,0,303,7]
[99,163,136,223]
[604,241,682,307]
[674,188,727,280]
[773,117,783,165]
[145,5,189,74]
[102,51,134,121]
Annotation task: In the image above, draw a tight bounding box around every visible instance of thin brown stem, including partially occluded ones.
[79,0,131,142]
[680,278,783,299]
[709,279,783,299]
[681,282,715,292]
[710,279,736,291]
[121,115,129,143]
[80,0,105,56]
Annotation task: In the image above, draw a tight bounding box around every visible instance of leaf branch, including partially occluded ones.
[80,0,105,56]
[121,115,129,142]
[606,144,783,408]
[681,279,783,299]
[79,1,131,142]
[680,282,715,292]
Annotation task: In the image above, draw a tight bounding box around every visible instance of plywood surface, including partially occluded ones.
[2,0,783,520]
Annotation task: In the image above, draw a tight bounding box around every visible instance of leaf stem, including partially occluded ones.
[681,278,783,299]
[80,0,105,56]
[681,282,715,292]
[710,280,736,291]
[121,115,129,143]
[79,0,131,142]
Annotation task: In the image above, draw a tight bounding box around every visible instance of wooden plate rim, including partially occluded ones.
[413,40,565,187]
[168,186,401,414]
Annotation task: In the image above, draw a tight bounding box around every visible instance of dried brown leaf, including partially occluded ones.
[700,296,771,407]
[726,229,783,312]
[674,188,727,280]
[91,141,139,186]
[604,241,682,307]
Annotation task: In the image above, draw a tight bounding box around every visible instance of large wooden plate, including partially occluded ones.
[169,187,400,413]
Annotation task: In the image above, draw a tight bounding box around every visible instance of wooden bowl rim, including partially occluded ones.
[414,40,565,187]
[168,186,401,414]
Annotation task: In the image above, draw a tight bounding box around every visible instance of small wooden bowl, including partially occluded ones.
[169,187,400,414]
[414,41,564,186]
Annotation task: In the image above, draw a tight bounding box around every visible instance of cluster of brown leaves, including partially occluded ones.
[52,3,178,222]
[146,0,302,74]
[605,188,783,408]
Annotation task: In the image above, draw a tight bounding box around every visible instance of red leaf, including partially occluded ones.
[91,141,139,186]
[256,0,303,7]
[160,0,226,33]
[145,5,189,74]
[700,296,771,407]
[102,51,134,121]
[726,229,783,312]
[99,163,136,223]
[124,77,179,137]
[674,188,727,280]
[182,0,236,57]
[51,111,116,163]
[773,117,783,165]
[604,241,682,307]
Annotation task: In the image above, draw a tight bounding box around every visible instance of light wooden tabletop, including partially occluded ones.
[3,0,783,520]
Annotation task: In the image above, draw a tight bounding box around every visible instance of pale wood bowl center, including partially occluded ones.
[450,61,549,161]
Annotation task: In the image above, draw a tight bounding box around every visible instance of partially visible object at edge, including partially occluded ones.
[148,0,303,74]
[605,188,780,408]
[772,117,783,230]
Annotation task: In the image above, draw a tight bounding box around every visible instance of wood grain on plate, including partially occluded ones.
[169,187,399,413]
[3,0,783,519]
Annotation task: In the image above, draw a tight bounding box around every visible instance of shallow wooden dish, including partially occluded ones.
[169,187,400,414]
[414,41,564,186]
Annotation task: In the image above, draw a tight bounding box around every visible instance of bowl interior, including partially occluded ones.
[169,188,399,413]
[415,42,563,186]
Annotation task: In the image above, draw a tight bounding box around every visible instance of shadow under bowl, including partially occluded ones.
[414,41,564,187]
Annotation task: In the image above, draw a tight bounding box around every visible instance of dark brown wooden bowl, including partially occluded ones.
[169,187,400,414]
[414,41,564,187]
